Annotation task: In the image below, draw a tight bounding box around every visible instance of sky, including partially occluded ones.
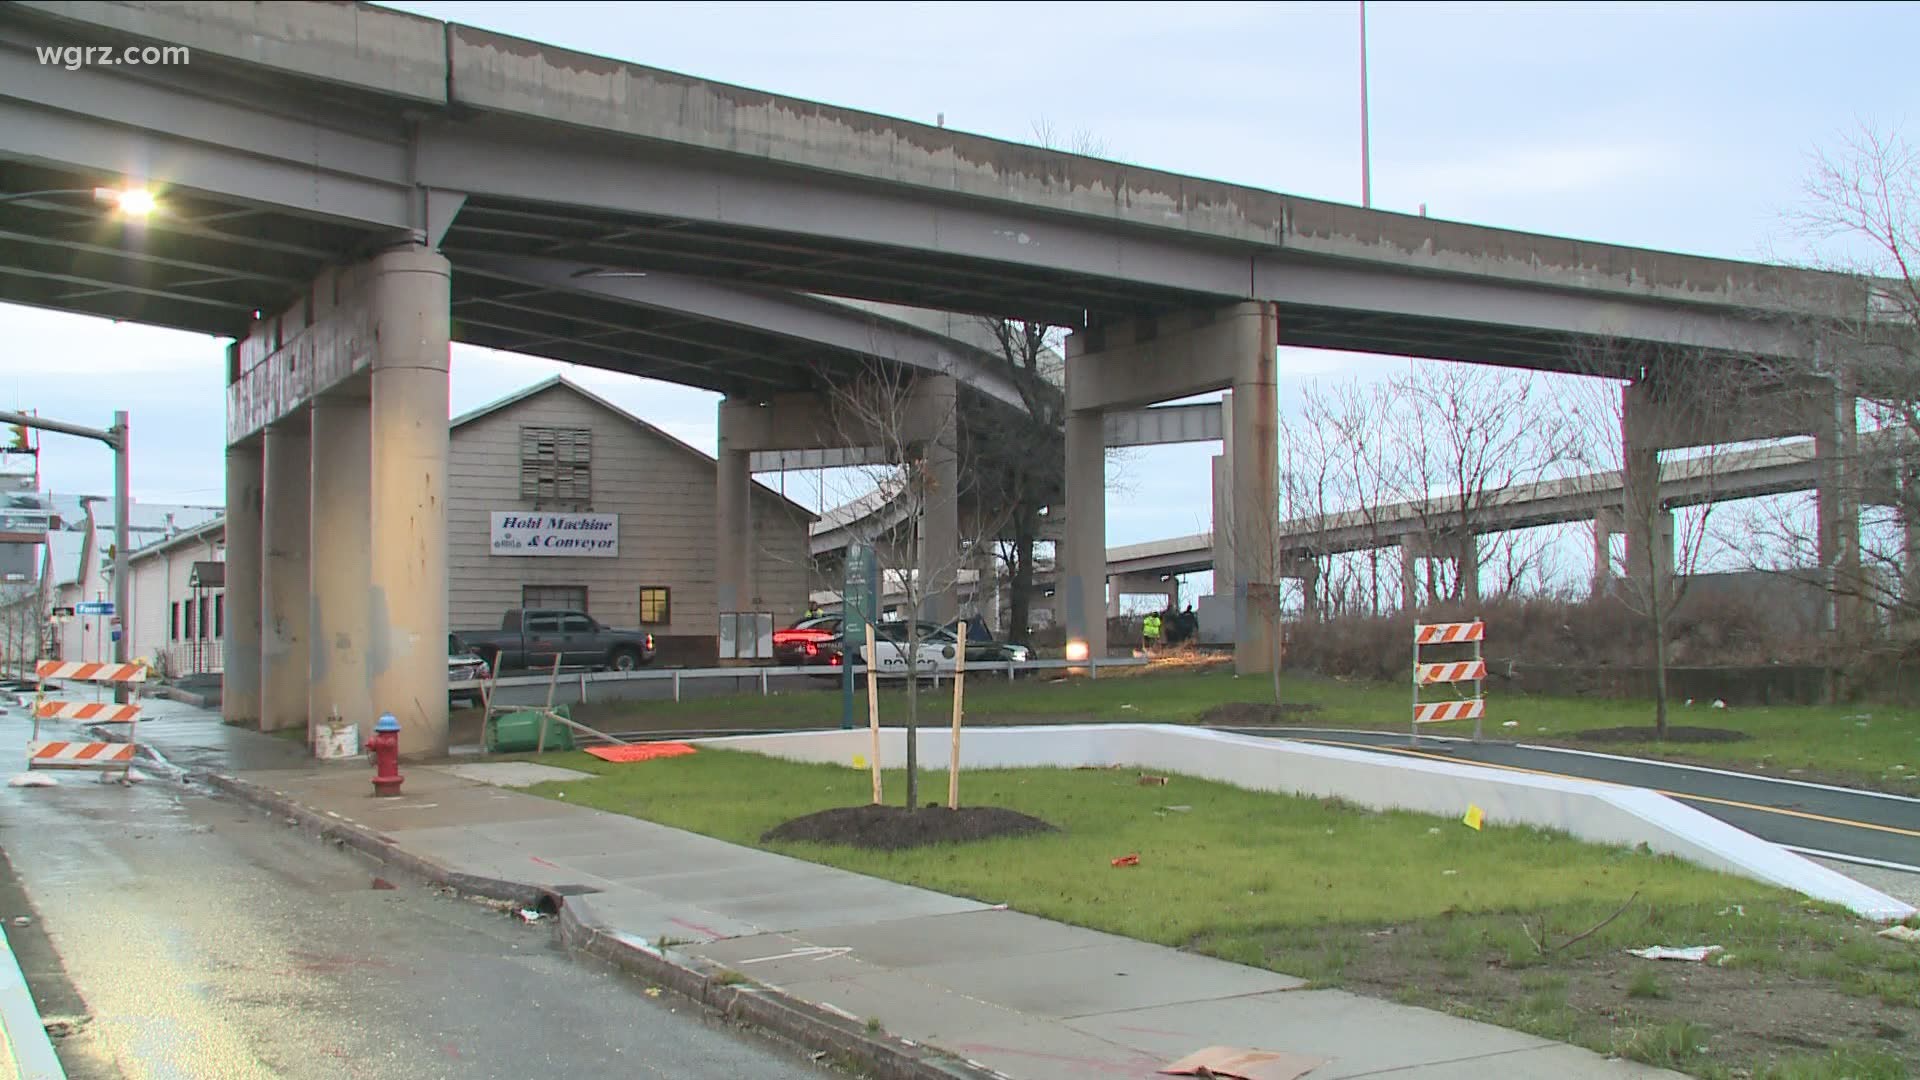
[4,0,1915,589]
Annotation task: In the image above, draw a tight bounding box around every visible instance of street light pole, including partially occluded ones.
[0,408,133,698]
[1360,0,1372,209]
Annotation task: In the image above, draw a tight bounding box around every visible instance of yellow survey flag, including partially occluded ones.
[852,754,868,769]
[1462,804,1485,830]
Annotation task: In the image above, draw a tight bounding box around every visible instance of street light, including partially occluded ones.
[0,185,157,216]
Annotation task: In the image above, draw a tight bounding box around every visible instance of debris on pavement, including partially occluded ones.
[1877,925,1920,943]
[517,908,547,923]
[1159,1044,1330,1080]
[1628,945,1724,962]
[1111,853,1140,867]
[9,773,58,787]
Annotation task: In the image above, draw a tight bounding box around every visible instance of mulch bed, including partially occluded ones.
[1571,725,1751,745]
[1199,701,1324,726]
[762,804,1058,851]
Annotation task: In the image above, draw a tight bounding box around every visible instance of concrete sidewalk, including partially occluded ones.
[127,701,1680,1079]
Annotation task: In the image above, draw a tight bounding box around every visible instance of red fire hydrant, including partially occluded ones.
[369,713,404,797]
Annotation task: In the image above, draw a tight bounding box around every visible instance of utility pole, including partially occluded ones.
[0,408,132,700]
[1360,0,1372,209]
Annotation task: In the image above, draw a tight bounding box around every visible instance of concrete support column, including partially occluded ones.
[366,246,451,758]
[1456,534,1480,605]
[1211,389,1235,606]
[714,410,753,616]
[221,437,264,727]
[260,413,311,733]
[919,375,960,623]
[308,391,373,745]
[1230,307,1281,676]
[1591,510,1618,600]
[1062,405,1107,662]
[1816,382,1862,634]
[1299,563,1321,621]
[1400,539,1421,613]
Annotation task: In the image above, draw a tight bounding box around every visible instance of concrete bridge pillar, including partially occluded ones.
[1066,303,1277,671]
[226,245,451,757]
[714,406,755,616]
[221,437,263,727]
[365,246,452,757]
[1399,532,1477,611]
[259,411,310,733]
[918,374,960,625]
[308,390,373,743]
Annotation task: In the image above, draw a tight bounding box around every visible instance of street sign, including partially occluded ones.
[76,601,114,616]
[841,543,878,731]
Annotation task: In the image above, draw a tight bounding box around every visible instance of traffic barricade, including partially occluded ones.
[1411,619,1485,743]
[29,660,146,780]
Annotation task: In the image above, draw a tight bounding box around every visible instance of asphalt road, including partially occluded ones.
[0,751,833,1080]
[1221,726,1920,870]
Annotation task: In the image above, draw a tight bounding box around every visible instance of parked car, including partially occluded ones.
[448,632,490,708]
[851,619,1030,676]
[772,615,846,667]
[457,608,656,673]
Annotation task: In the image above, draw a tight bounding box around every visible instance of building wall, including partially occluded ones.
[445,386,810,655]
[127,532,224,675]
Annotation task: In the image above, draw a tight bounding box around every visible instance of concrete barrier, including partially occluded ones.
[698,723,1915,922]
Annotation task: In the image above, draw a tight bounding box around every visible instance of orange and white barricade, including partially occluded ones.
[29,660,146,779]
[1411,619,1484,744]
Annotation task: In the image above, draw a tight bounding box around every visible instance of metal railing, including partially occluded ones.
[453,654,1147,703]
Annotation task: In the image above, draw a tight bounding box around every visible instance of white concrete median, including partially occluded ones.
[698,723,1917,923]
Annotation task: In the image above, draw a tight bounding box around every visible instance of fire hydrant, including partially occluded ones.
[368,713,404,797]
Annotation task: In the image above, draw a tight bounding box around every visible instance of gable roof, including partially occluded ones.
[451,376,816,520]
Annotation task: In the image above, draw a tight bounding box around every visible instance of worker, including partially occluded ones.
[1141,609,1163,652]
[805,599,823,620]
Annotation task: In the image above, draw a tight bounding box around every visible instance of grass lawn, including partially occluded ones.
[529,748,1920,1080]
[575,663,1920,794]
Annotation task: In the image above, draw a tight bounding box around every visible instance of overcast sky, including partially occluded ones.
[4,0,1915,560]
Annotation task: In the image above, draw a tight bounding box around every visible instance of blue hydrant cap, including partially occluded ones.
[374,714,400,733]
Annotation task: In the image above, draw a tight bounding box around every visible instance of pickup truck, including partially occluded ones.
[457,608,656,673]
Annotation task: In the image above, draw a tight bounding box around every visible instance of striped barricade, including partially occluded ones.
[30,659,147,779]
[27,740,136,770]
[1411,618,1486,743]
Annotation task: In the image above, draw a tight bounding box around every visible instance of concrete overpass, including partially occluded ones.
[0,0,1875,754]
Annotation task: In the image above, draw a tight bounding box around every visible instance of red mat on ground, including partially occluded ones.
[586,742,698,763]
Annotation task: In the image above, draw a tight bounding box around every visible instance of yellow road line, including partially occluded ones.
[1293,737,1920,841]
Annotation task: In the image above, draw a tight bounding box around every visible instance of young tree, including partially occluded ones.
[825,360,1012,811]
[1566,343,1765,737]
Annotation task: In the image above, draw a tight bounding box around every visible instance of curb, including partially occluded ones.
[195,771,1005,1080]
[0,920,65,1080]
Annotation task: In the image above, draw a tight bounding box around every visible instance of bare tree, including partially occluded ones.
[1758,125,1920,627]
[1316,380,1403,616]
[824,360,1013,811]
[1386,365,1582,607]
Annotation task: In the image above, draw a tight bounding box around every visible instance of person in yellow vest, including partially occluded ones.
[1141,610,1164,653]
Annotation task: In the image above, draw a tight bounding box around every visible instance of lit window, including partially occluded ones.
[639,587,671,625]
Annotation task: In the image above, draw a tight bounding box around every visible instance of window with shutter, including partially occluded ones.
[519,426,593,507]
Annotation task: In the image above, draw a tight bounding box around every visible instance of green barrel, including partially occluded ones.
[484,705,577,753]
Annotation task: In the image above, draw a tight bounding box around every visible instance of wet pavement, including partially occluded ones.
[0,711,832,1080]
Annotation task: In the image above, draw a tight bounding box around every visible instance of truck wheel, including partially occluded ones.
[608,647,642,672]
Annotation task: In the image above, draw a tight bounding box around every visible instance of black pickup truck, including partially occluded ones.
[458,608,656,673]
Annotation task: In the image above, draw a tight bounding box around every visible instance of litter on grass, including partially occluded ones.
[1878,925,1920,943]
[1111,853,1140,867]
[1461,804,1485,830]
[1629,945,1723,962]
[586,742,696,764]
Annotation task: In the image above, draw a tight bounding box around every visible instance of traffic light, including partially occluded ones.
[6,424,26,451]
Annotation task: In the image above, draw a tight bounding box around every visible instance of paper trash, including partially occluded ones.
[1628,945,1723,962]
[1160,1045,1330,1080]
